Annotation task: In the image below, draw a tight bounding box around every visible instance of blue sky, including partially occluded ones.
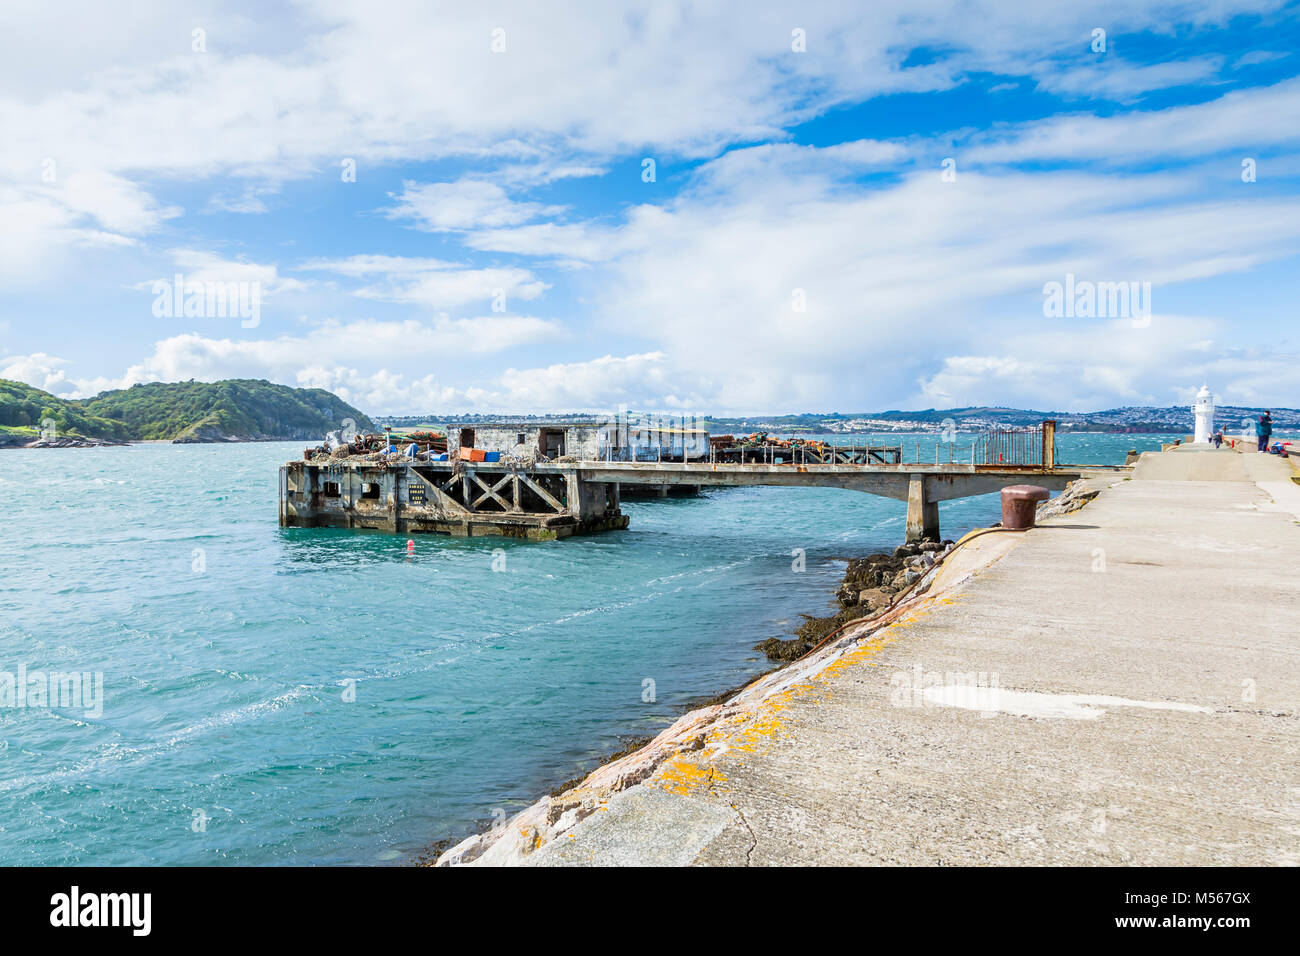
[2,0,1299,415]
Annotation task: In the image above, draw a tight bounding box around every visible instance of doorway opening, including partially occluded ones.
[539,428,565,458]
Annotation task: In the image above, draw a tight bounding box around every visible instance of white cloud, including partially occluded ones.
[4,1,1299,413]
[1,342,704,416]
[160,249,307,295]
[0,314,562,399]
[294,351,699,415]
[51,170,181,235]
[1233,50,1290,68]
[297,254,549,307]
[0,352,75,396]
[354,270,548,308]
[2,0,1280,185]
[297,255,463,276]
[206,184,277,214]
[0,172,179,283]
[387,179,565,231]
[967,76,1300,164]
[460,352,709,413]
[0,351,124,398]
[465,221,633,264]
[463,140,1300,411]
[120,316,563,384]
[1034,56,1225,102]
[917,316,1300,410]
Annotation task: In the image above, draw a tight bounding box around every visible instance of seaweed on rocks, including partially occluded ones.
[755,539,954,662]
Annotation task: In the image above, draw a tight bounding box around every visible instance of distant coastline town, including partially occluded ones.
[386,404,1300,436]
[3,377,1296,447]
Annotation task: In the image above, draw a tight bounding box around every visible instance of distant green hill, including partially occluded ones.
[0,378,375,443]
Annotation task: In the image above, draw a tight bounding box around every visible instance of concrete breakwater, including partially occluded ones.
[433,495,1040,866]
[437,447,1300,866]
[754,479,1103,663]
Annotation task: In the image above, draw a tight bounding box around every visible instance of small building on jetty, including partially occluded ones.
[446,417,710,498]
[448,421,604,460]
[447,416,712,463]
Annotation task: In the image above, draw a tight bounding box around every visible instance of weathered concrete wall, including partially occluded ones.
[280,461,629,539]
[618,425,711,461]
[449,424,603,459]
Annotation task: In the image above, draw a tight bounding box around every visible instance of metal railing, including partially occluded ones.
[972,422,1056,467]
[595,420,1060,469]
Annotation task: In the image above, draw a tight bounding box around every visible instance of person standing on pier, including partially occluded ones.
[1256,412,1273,452]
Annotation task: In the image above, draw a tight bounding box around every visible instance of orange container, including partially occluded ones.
[459,447,486,462]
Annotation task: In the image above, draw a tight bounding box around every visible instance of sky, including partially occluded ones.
[1,0,1299,416]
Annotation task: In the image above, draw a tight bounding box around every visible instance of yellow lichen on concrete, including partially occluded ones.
[655,753,728,796]
[646,587,977,802]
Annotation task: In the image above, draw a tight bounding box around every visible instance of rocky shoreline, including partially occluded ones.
[755,538,954,661]
[2,433,316,448]
[171,433,307,443]
[0,435,129,448]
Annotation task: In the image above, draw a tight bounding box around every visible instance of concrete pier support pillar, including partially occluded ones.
[905,476,939,543]
[567,475,614,521]
[565,473,582,517]
[278,466,288,526]
[389,467,403,533]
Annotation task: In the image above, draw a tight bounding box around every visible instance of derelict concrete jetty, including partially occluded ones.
[278,421,1085,541]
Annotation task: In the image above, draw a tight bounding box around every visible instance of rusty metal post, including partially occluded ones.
[1001,484,1050,530]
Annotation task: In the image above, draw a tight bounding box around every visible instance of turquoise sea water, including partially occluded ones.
[1,432,1177,864]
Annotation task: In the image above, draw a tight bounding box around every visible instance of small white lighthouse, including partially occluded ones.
[1193,384,1215,444]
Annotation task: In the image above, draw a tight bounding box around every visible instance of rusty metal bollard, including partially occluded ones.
[1001,484,1050,530]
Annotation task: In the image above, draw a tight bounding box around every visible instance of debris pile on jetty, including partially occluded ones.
[755,539,954,661]
[303,429,446,463]
[301,427,595,469]
[732,431,829,451]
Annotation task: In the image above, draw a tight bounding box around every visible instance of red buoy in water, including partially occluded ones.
[406,539,415,553]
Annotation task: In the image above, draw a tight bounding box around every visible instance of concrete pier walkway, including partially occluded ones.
[448,445,1299,866]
